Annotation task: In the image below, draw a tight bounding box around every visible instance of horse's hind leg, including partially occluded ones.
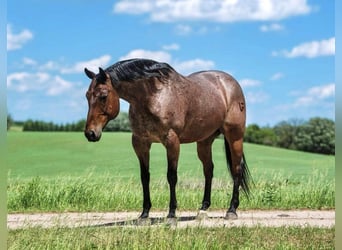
[197,134,216,212]
[222,126,245,219]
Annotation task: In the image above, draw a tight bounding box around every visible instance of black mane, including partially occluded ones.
[103,58,175,84]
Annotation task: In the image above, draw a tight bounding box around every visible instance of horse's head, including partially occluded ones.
[84,67,120,142]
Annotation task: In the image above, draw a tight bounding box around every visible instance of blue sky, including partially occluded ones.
[7,0,335,126]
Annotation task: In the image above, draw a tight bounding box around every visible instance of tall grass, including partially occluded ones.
[8,171,334,213]
[8,226,335,249]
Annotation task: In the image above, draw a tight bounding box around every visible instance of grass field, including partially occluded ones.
[7,132,335,212]
[7,132,335,180]
[7,132,335,249]
[8,226,335,250]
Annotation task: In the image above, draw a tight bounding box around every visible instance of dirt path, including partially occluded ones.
[8,210,334,230]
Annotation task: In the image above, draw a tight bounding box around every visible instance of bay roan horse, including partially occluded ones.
[84,58,251,220]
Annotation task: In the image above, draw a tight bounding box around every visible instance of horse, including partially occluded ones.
[84,58,251,220]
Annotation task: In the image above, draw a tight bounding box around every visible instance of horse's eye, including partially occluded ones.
[99,93,107,102]
[99,89,108,101]
[99,95,107,100]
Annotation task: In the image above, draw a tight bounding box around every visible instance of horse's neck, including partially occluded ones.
[113,79,158,104]
[113,73,188,105]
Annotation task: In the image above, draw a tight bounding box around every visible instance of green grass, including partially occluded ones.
[7,132,335,180]
[7,132,335,249]
[8,226,335,250]
[7,172,334,212]
[7,132,335,212]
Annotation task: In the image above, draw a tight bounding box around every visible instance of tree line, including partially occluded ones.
[8,114,334,155]
[244,117,335,155]
[7,113,131,132]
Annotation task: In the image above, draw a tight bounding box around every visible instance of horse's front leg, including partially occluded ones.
[163,129,180,218]
[132,134,152,219]
[196,135,216,212]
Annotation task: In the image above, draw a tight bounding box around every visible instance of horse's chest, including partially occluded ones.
[129,109,168,142]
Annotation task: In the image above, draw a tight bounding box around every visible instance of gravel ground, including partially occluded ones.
[8,210,335,230]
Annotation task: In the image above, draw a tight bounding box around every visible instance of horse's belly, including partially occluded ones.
[177,100,226,142]
[178,116,223,143]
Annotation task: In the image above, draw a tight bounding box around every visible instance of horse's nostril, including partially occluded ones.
[90,130,95,138]
[85,130,96,141]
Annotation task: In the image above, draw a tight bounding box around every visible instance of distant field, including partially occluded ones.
[7,132,335,181]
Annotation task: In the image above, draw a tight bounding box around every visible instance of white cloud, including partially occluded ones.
[22,57,37,66]
[119,49,172,63]
[119,49,214,75]
[260,23,284,32]
[17,55,112,74]
[239,78,262,88]
[270,72,284,81]
[114,0,154,14]
[175,24,192,35]
[174,59,215,75]
[294,83,335,107]
[46,76,73,96]
[7,72,73,96]
[273,37,335,58]
[7,24,33,51]
[39,61,59,71]
[8,55,113,98]
[113,0,312,23]
[174,24,219,36]
[7,72,48,92]
[61,55,112,74]
[162,43,180,51]
[246,91,269,104]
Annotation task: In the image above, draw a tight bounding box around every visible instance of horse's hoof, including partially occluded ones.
[139,210,149,219]
[167,211,176,219]
[196,210,208,220]
[225,212,238,220]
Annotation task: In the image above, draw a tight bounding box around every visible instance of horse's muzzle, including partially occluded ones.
[84,129,101,142]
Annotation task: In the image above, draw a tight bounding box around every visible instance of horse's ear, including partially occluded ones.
[84,68,95,79]
[99,67,108,78]
[98,67,110,83]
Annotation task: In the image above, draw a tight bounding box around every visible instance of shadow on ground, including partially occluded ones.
[90,214,224,227]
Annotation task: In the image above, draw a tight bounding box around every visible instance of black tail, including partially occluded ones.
[224,138,251,197]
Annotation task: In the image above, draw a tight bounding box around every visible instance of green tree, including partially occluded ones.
[104,112,131,132]
[273,119,304,150]
[294,117,335,155]
[259,127,276,146]
[75,119,86,131]
[244,124,262,144]
[244,124,276,146]
[23,119,34,131]
[7,114,14,130]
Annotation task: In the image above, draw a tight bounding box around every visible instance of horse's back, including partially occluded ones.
[187,70,245,103]
[187,70,236,82]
